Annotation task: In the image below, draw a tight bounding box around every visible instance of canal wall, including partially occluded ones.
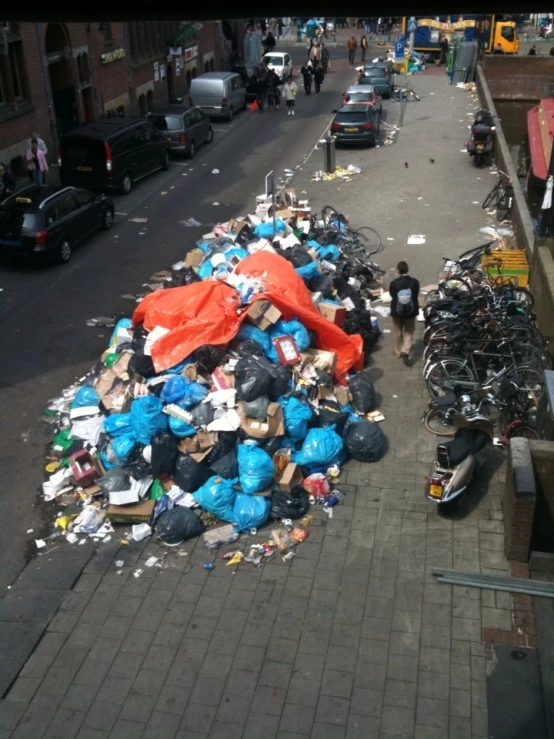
[481,56,554,101]
[476,63,554,346]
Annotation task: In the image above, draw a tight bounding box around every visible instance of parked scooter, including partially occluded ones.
[467,109,495,167]
[425,404,494,510]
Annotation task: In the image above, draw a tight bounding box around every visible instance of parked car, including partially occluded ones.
[330,103,380,147]
[148,105,213,159]
[59,118,170,195]
[0,185,114,264]
[359,64,393,98]
[342,84,383,114]
[261,51,293,81]
[189,72,247,121]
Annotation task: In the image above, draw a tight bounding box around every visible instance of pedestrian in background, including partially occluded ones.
[313,60,324,94]
[27,133,48,183]
[300,62,313,94]
[347,35,357,65]
[390,260,419,366]
[283,76,297,115]
[438,34,449,65]
[360,33,368,62]
[310,41,321,63]
[26,138,48,186]
[321,43,330,73]
[0,162,17,202]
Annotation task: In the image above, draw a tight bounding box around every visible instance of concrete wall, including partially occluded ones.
[530,440,554,554]
[482,56,554,100]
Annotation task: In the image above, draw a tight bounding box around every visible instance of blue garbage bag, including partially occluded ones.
[161,375,189,404]
[130,396,168,445]
[104,412,134,438]
[72,385,100,409]
[236,323,273,355]
[317,244,341,261]
[180,382,208,408]
[193,476,238,522]
[292,425,344,467]
[169,415,197,438]
[166,357,194,375]
[110,434,136,465]
[198,259,214,279]
[296,261,321,281]
[109,318,132,347]
[196,240,212,254]
[254,218,287,238]
[268,318,310,363]
[232,493,270,532]
[224,247,249,262]
[238,441,274,494]
[280,396,313,443]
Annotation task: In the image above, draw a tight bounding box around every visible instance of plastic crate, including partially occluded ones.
[481,249,529,288]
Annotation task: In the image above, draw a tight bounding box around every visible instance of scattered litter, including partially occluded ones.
[212,169,220,174]
[115,560,125,567]
[66,533,78,544]
[35,539,46,549]
[373,306,391,318]
[387,237,394,241]
[86,316,116,327]
[26,529,34,534]
[213,202,220,206]
[145,556,160,567]
[407,234,426,245]
[133,569,143,578]
[392,395,398,398]
[382,329,391,333]
[132,524,152,542]
[161,191,168,195]
[129,218,148,223]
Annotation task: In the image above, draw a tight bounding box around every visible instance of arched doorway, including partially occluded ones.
[146,89,153,112]
[167,63,175,102]
[186,70,192,90]
[45,23,79,135]
[138,94,147,117]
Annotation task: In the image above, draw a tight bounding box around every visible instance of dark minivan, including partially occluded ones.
[59,117,170,195]
[148,105,213,159]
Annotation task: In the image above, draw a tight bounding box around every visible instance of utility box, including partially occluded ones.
[536,369,554,440]
[322,135,336,174]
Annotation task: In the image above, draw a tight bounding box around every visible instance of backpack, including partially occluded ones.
[396,287,414,316]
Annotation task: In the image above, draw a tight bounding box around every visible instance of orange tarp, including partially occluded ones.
[132,252,364,381]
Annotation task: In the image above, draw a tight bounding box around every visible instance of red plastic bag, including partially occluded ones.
[250,101,258,111]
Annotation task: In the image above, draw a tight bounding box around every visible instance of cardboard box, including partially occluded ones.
[279,463,304,493]
[106,499,155,524]
[112,351,133,377]
[228,218,246,234]
[178,432,217,458]
[94,368,117,397]
[275,208,294,220]
[185,248,204,268]
[100,379,132,415]
[245,301,282,331]
[301,349,338,375]
[239,402,285,439]
[257,305,282,331]
[318,302,346,327]
[334,386,349,406]
[109,489,139,506]
[69,450,105,488]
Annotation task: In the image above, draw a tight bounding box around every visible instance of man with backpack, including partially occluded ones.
[389,260,419,366]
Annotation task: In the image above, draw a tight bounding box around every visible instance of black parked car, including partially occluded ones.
[330,103,381,147]
[148,105,213,159]
[59,117,170,195]
[0,185,114,264]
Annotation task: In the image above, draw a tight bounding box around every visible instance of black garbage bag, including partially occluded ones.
[316,370,333,388]
[235,224,256,246]
[281,245,314,268]
[123,443,152,480]
[203,432,238,467]
[241,396,269,421]
[333,276,365,309]
[345,421,387,463]
[174,453,210,492]
[235,356,271,402]
[208,448,238,479]
[316,400,349,433]
[349,372,377,413]
[230,338,265,357]
[270,485,310,519]
[167,267,201,288]
[258,436,288,457]
[343,308,380,355]
[156,506,204,546]
[131,323,148,353]
[194,345,226,374]
[97,468,131,495]
[190,401,215,428]
[128,350,156,379]
[151,431,178,478]
[255,357,292,401]
[308,273,334,298]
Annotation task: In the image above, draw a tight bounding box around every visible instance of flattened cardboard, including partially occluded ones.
[178,432,218,455]
[334,386,349,406]
[94,368,117,397]
[318,302,346,327]
[301,349,338,374]
[100,380,132,415]
[278,463,304,492]
[107,499,155,524]
[112,351,133,377]
[182,363,198,382]
[239,402,284,439]
[275,208,294,220]
[185,249,204,268]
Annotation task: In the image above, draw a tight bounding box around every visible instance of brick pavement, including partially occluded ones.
[0,68,522,739]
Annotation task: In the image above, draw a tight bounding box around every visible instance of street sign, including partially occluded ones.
[395,33,405,61]
[408,17,417,33]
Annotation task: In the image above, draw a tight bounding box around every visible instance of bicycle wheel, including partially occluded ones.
[423,290,441,308]
[424,407,456,436]
[410,90,421,101]
[508,366,545,395]
[503,420,540,441]
[354,226,382,256]
[496,187,513,222]
[425,358,476,399]
[482,182,501,211]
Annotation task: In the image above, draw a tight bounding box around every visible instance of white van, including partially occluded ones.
[189,72,247,121]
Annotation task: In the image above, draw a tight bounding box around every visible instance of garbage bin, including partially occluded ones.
[323,135,336,174]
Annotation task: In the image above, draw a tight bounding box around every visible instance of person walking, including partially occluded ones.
[347,35,357,65]
[438,34,449,65]
[254,67,267,112]
[270,69,282,109]
[283,76,297,115]
[300,62,313,94]
[0,163,17,202]
[26,138,49,186]
[26,132,48,183]
[360,33,368,62]
[310,41,321,63]
[321,43,330,73]
[390,261,419,366]
[263,30,276,54]
[313,60,324,94]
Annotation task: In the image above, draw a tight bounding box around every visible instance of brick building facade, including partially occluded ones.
[0,20,234,177]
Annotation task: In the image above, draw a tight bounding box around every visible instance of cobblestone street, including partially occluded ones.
[0,59,533,739]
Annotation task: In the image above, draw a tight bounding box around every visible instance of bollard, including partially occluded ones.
[322,135,336,174]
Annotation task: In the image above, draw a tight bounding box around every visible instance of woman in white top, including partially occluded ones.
[283,77,298,115]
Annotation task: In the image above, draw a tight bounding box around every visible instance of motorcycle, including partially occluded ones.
[425,402,494,509]
[467,109,495,168]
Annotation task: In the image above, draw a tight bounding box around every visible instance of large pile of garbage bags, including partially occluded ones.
[41,189,388,555]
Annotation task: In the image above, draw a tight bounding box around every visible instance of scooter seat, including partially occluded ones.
[438,428,490,467]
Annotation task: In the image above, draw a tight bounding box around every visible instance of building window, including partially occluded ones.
[0,36,28,108]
